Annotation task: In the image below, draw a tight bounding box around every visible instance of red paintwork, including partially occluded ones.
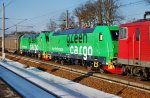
[42,55,49,61]
[104,66,123,74]
[118,20,150,63]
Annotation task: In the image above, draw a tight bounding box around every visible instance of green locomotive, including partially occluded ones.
[47,26,119,72]
[20,31,50,59]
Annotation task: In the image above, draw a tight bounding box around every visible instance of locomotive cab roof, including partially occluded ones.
[41,31,51,33]
[120,19,150,27]
[23,34,40,38]
[5,34,23,40]
[53,28,95,36]
[120,11,150,27]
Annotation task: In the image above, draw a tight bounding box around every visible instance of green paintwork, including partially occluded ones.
[20,31,50,55]
[48,26,119,65]
[19,26,119,65]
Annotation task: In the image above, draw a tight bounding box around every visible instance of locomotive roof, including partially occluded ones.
[120,19,150,27]
[5,34,23,40]
[23,34,40,38]
[41,31,51,33]
[53,28,94,36]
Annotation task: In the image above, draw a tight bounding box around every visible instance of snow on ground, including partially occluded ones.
[0,59,121,98]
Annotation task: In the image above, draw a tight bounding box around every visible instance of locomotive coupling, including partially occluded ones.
[108,61,115,69]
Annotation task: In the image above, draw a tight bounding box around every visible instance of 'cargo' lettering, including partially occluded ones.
[70,46,93,60]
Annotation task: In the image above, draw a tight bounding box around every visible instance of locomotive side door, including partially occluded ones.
[133,28,140,65]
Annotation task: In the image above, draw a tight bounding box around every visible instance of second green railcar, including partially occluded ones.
[20,31,50,59]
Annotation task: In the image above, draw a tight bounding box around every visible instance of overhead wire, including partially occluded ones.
[5,0,16,7]
[29,0,146,22]
[5,19,27,30]
[28,0,89,20]
[26,1,88,31]
[2,0,148,32]
[29,0,147,31]
[119,1,148,21]
[119,0,144,7]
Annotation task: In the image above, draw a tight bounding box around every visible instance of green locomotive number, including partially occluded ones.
[70,46,92,60]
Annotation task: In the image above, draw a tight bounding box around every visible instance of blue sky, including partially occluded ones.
[0,0,149,33]
[119,0,149,22]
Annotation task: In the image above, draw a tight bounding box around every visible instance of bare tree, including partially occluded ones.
[59,12,66,30]
[74,4,87,27]
[47,19,57,31]
[95,0,103,25]
[103,0,119,25]
[59,11,77,30]
[69,16,78,28]
[74,7,82,27]
[74,1,96,27]
[84,1,96,26]
[74,0,122,27]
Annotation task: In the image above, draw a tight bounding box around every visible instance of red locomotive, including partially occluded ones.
[118,12,150,79]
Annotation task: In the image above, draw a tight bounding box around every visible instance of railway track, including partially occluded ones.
[0,56,122,98]
[0,63,60,98]
[5,53,150,94]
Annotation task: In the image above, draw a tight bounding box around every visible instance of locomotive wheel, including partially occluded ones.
[81,60,86,67]
[74,59,79,65]
[70,59,78,65]
[54,60,58,63]
[66,58,72,65]
[38,52,41,59]
[141,68,149,80]
[53,57,58,63]
[132,67,141,77]
[87,66,92,71]
[142,72,148,80]
[35,54,37,57]
[122,65,126,75]
[126,66,131,76]
[20,51,23,55]
[69,59,73,65]
[100,68,104,73]
[61,60,65,65]
[99,63,104,73]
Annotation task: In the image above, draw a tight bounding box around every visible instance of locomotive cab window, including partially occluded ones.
[111,30,119,41]
[99,33,103,41]
[46,36,49,42]
[119,27,128,39]
[136,28,140,41]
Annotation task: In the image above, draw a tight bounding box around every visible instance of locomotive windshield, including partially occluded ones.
[111,30,119,41]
